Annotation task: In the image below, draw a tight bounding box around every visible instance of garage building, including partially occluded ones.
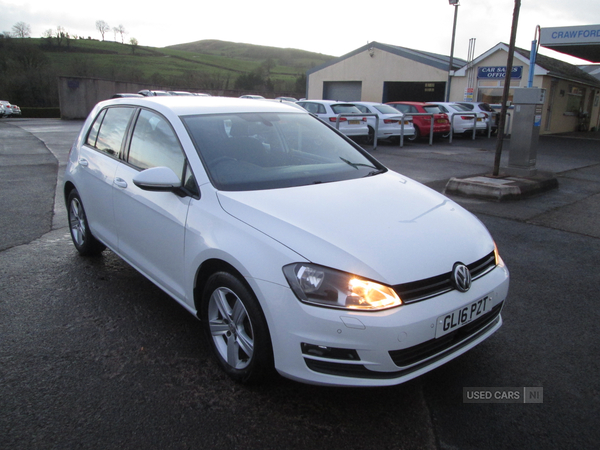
[306,42,466,103]
[306,40,600,134]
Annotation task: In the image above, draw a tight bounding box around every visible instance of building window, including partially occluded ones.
[566,85,584,114]
[476,79,520,104]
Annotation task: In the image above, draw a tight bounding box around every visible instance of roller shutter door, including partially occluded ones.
[323,82,362,101]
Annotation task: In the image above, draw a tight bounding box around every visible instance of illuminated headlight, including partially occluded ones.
[494,242,505,267]
[283,263,402,311]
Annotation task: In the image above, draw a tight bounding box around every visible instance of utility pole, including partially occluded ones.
[446,0,460,102]
[493,0,521,176]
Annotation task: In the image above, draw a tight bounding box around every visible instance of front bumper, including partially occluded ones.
[254,263,509,386]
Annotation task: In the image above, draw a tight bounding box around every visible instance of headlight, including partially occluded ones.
[494,242,505,267]
[283,263,402,311]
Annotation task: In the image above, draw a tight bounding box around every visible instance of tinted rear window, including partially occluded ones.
[423,105,444,114]
[331,104,361,114]
[374,104,403,114]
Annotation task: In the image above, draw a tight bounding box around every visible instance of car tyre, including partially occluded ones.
[201,271,274,384]
[67,189,106,256]
[408,126,420,141]
[363,126,375,145]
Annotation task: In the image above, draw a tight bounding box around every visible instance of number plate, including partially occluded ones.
[435,296,490,338]
[348,120,360,125]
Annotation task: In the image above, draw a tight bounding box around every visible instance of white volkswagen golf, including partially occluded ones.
[64,96,509,386]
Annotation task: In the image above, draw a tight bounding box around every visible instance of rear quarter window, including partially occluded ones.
[86,107,135,157]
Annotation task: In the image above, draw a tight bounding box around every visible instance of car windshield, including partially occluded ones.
[423,105,444,114]
[182,112,385,191]
[373,104,403,114]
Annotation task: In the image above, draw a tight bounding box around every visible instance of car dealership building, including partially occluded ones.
[306,25,600,134]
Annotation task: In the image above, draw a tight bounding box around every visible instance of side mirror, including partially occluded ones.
[133,166,182,192]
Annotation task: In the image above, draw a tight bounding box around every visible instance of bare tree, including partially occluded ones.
[96,20,110,41]
[56,25,66,46]
[12,22,31,38]
[42,29,53,38]
[129,37,138,54]
[114,24,127,44]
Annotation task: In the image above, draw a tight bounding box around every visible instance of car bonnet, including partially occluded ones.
[216,171,494,285]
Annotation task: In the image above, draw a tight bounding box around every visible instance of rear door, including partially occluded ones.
[76,106,135,248]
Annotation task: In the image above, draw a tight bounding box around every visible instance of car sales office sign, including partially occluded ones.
[477,66,523,79]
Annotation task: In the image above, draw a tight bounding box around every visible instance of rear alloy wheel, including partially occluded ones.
[408,126,420,141]
[67,189,106,256]
[201,272,273,383]
[364,126,375,145]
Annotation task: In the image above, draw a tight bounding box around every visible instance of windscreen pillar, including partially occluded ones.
[505,88,546,177]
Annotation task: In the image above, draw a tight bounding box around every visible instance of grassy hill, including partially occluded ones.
[0,37,334,107]
[167,39,332,69]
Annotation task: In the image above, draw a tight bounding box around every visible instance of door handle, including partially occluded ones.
[78,158,89,167]
[114,178,128,188]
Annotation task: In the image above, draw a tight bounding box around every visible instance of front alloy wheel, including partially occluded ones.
[208,286,255,370]
[201,272,273,383]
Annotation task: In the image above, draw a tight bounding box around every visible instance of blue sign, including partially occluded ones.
[477,66,523,79]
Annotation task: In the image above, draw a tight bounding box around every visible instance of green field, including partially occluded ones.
[0,37,334,106]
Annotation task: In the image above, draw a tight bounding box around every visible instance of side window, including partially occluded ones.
[355,105,368,113]
[128,109,186,178]
[317,104,327,114]
[90,107,134,157]
[86,109,106,148]
[303,103,317,114]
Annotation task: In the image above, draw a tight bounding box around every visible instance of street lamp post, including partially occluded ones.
[445,0,460,102]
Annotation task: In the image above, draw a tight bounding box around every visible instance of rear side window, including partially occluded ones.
[390,104,417,114]
[86,107,135,157]
[300,102,326,114]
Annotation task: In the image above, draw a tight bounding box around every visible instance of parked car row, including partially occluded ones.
[111,91,213,98]
[434,102,488,136]
[115,92,496,143]
[0,100,22,118]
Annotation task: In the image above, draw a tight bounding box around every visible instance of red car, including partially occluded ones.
[386,101,450,141]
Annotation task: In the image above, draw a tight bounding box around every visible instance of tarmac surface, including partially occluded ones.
[1,118,600,450]
[366,131,600,239]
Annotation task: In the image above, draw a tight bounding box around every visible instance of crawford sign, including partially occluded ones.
[540,25,600,45]
[477,66,523,79]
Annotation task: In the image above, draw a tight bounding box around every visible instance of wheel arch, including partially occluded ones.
[63,181,76,208]
[193,258,249,320]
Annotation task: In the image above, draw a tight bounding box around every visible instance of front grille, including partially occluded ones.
[393,251,496,304]
[389,302,503,367]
